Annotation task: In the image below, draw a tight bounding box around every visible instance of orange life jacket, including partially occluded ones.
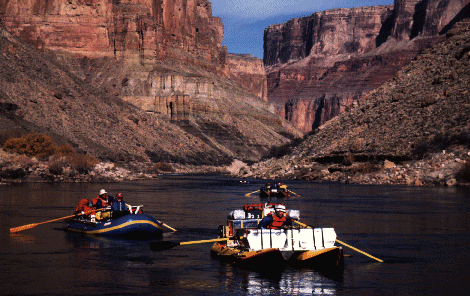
[92,196,111,208]
[268,214,287,229]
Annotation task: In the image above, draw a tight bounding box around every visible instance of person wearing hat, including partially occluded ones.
[258,204,293,229]
[92,189,113,209]
[111,192,129,218]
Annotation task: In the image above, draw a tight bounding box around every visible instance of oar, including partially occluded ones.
[288,190,299,196]
[9,208,106,233]
[150,237,229,252]
[335,239,383,263]
[245,190,260,197]
[293,220,383,263]
[157,220,177,232]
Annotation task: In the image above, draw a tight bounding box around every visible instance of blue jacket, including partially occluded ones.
[111,200,128,212]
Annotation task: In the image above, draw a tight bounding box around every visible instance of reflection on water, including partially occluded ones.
[217,262,339,296]
[1,176,470,295]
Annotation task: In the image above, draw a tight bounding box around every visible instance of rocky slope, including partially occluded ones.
[265,0,470,133]
[234,25,470,186]
[0,0,301,174]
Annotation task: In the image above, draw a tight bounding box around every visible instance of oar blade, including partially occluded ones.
[10,223,38,233]
[150,241,181,252]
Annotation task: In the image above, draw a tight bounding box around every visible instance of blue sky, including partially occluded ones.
[210,0,394,59]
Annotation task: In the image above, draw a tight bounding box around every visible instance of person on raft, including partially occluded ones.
[111,192,129,218]
[258,204,294,229]
[92,189,113,209]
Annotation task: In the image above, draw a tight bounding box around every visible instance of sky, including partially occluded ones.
[210,0,394,59]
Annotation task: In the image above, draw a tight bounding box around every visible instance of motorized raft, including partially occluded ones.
[259,183,291,198]
[210,203,344,273]
[64,205,164,238]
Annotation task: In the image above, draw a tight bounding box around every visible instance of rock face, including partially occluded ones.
[236,25,470,186]
[0,1,301,167]
[0,0,266,99]
[225,54,267,102]
[264,0,470,132]
[0,0,225,70]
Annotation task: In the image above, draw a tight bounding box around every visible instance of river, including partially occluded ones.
[1,175,469,295]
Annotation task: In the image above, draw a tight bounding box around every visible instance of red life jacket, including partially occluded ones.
[92,196,110,208]
[268,214,287,229]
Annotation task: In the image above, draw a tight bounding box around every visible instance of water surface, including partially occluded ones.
[1,175,469,295]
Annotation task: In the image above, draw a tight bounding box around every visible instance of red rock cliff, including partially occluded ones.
[0,0,225,71]
[264,0,470,132]
[0,0,267,100]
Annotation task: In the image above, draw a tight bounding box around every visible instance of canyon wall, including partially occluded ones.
[0,0,296,166]
[0,0,266,99]
[0,0,226,71]
[265,0,470,132]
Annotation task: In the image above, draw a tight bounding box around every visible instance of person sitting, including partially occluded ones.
[75,198,94,215]
[92,189,112,209]
[111,192,129,218]
[258,204,293,229]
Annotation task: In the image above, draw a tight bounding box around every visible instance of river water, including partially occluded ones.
[1,175,469,295]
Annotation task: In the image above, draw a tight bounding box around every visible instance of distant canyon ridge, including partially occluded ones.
[264,0,470,132]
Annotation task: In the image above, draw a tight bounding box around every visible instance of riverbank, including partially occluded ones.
[228,146,470,187]
[2,147,469,186]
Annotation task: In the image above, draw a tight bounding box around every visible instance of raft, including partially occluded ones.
[210,203,344,273]
[64,212,164,238]
[259,183,291,198]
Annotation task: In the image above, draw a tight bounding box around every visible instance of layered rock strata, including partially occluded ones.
[264,0,470,132]
[0,0,267,100]
[0,1,300,167]
[236,25,470,186]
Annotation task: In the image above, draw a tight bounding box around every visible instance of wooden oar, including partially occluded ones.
[245,190,260,197]
[293,220,383,263]
[335,239,383,263]
[157,220,177,232]
[10,208,111,233]
[288,190,299,196]
[10,214,80,233]
[10,209,102,233]
[150,237,229,252]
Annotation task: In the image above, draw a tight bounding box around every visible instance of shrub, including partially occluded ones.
[343,154,355,166]
[68,153,98,174]
[3,133,57,159]
[48,156,67,175]
[56,144,75,157]
[456,160,470,183]
[153,161,174,172]
[0,130,26,146]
